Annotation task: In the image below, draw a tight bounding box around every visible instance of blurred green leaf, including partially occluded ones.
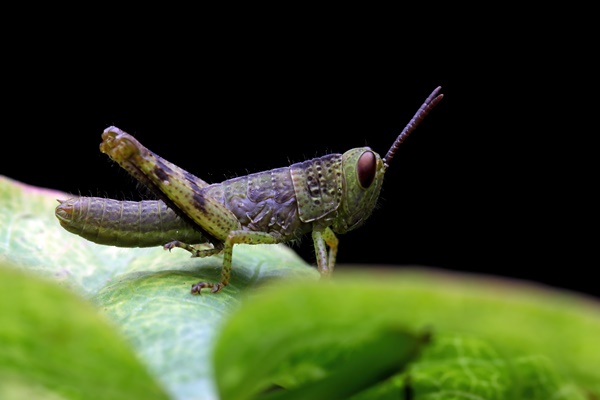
[0,263,169,400]
[213,275,600,399]
[213,280,432,400]
[259,328,431,400]
[406,333,588,400]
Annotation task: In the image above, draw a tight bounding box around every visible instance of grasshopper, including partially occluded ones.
[56,86,443,294]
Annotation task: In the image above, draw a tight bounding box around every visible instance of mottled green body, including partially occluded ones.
[57,86,443,294]
[55,197,204,247]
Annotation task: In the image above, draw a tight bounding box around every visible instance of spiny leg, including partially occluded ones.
[191,230,280,294]
[312,227,339,277]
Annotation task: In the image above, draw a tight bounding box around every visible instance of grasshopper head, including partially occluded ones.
[332,147,387,234]
[331,86,444,234]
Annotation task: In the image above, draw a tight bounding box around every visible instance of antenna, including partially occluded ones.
[383,86,444,167]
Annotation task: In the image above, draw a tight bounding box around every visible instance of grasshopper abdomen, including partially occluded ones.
[55,197,205,247]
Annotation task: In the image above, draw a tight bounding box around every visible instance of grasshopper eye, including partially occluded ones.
[357,151,376,189]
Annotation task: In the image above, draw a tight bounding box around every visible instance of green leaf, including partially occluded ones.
[0,263,169,400]
[212,280,432,400]
[212,275,600,399]
[259,328,431,400]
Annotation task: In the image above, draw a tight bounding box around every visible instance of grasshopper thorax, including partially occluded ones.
[332,147,386,234]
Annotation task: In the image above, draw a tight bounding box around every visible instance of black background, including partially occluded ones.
[2,23,596,299]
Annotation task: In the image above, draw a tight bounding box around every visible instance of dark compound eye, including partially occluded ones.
[357,151,376,188]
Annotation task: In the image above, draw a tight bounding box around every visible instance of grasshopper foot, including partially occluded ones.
[191,281,225,295]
